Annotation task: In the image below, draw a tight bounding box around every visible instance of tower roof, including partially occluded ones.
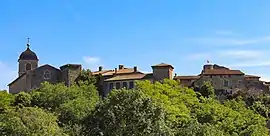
[18,43,38,61]
[151,63,174,69]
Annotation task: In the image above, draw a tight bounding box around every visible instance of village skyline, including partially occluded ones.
[1,0,270,89]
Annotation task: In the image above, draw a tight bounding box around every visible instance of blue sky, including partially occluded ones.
[1,0,270,89]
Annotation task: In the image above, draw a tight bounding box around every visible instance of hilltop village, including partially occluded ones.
[9,43,270,96]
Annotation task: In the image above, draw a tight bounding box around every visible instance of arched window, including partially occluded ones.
[44,70,51,80]
[26,63,32,71]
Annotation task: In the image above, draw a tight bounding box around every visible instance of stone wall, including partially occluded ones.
[30,65,61,90]
[9,74,27,94]
[60,64,81,86]
[18,60,38,76]
[152,67,173,81]
[195,75,246,90]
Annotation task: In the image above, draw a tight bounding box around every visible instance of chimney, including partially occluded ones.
[99,66,103,71]
[203,64,214,70]
[134,66,137,72]
[114,68,117,74]
[119,65,124,69]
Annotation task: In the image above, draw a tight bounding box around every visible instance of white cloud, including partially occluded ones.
[83,56,100,64]
[0,61,17,90]
[82,56,102,71]
[190,36,270,46]
[229,61,270,68]
[219,50,265,59]
[187,50,265,62]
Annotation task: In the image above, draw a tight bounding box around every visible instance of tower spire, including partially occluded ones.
[27,37,30,48]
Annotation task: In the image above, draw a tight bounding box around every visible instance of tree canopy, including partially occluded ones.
[0,77,269,135]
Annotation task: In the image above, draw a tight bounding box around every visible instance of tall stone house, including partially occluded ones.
[91,63,174,97]
[8,43,269,96]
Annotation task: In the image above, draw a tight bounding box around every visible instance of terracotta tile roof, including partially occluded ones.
[174,76,200,80]
[92,67,142,76]
[152,63,174,69]
[92,70,113,75]
[201,69,244,75]
[142,73,153,80]
[245,75,261,78]
[104,73,146,81]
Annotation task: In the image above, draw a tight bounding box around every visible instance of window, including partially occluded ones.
[26,63,32,70]
[123,82,127,88]
[129,81,134,89]
[238,80,242,84]
[109,83,114,90]
[116,82,121,89]
[224,80,229,87]
[43,70,51,80]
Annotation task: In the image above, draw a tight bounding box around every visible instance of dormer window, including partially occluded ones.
[26,63,32,71]
[44,70,51,80]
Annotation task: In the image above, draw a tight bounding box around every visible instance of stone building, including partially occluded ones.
[92,63,174,96]
[8,42,268,96]
[174,64,269,95]
[8,43,82,94]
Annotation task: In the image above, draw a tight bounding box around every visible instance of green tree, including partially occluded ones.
[136,79,199,129]
[85,89,173,136]
[0,107,66,136]
[0,91,14,113]
[75,69,96,86]
[14,92,32,107]
[198,81,215,98]
[30,81,99,135]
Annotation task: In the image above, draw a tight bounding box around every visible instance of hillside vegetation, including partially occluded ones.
[0,73,270,136]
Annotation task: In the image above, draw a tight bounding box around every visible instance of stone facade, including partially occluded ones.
[174,64,269,95]
[60,64,82,86]
[8,44,81,94]
[92,63,172,97]
[8,42,269,96]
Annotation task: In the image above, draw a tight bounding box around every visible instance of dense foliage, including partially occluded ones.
[0,78,269,135]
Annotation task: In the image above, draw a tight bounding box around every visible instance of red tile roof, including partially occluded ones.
[104,73,146,81]
[174,76,200,80]
[92,70,113,75]
[201,69,244,75]
[152,63,174,69]
[245,75,261,78]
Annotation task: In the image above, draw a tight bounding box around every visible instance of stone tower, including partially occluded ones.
[152,63,174,81]
[18,41,39,76]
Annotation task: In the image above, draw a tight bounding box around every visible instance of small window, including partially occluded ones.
[43,70,51,80]
[238,80,242,84]
[123,82,127,88]
[129,81,134,89]
[116,82,121,89]
[224,80,229,87]
[26,63,32,70]
[109,83,114,90]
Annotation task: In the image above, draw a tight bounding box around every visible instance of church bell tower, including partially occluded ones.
[18,38,39,76]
